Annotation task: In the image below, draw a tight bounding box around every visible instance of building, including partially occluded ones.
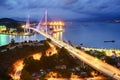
[0,25,6,32]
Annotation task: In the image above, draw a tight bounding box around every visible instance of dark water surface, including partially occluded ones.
[0,22,120,49]
[63,22,120,49]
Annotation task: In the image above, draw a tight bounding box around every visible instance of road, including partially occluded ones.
[30,27,120,80]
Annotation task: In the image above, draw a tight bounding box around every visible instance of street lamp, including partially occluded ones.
[21,25,25,32]
[22,25,25,29]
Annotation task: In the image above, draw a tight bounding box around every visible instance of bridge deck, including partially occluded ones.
[30,27,120,80]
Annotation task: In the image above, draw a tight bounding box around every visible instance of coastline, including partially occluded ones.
[0,32,34,36]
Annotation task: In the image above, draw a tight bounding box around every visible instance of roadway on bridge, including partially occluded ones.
[30,27,120,80]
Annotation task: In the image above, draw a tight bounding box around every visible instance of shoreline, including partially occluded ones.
[0,32,34,36]
[1,40,120,56]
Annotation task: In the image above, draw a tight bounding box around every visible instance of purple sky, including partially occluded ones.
[0,0,120,21]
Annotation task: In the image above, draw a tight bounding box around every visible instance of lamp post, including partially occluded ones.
[22,25,25,33]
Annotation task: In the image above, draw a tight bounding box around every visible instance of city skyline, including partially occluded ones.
[0,0,120,21]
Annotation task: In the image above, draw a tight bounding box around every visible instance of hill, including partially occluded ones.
[0,18,23,28]
[0,18,17,23]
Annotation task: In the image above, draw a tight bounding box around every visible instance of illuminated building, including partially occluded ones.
[9,28,17,33]
[0,25,6,31]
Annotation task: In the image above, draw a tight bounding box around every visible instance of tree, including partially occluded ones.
[11,38,15,44]
[20,69,32,80]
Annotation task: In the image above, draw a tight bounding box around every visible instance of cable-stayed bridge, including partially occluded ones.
[25,11,120,80]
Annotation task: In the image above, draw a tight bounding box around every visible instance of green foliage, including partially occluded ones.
[0,40,50,79]
[105,56,116,65]
[24,57,40,73]
[20,69,32,80]
[11,38,15,44]
[21,46,79,79]
[58,47,78,68]
[39,55,57,69]
[0,74,11,80]
[56,69,71,78]
[43,41,51,49]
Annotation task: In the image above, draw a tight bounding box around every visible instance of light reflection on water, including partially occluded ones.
[63,22,120,49]
[0,34,45,46]
[0,34,8,46]
[0,22,120,49]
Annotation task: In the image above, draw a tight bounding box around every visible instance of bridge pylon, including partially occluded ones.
[25,15,30,33]
[36,11,65,41]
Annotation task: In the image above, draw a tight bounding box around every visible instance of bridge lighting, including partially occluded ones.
[41,21,65,26]
[41,22,47,26]
[59,21,65,26]
[95,57,99,61]
[54,22,57,26]
[49,21,65,26]
[21,25,25,29]
[49,22,54,26]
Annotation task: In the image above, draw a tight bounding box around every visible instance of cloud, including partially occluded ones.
[0,0,120,21]
[63,0,78,5]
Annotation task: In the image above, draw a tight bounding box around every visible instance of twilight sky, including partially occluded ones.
[0,0,120,21]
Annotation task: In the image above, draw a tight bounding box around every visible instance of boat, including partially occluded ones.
[104,40,115,43]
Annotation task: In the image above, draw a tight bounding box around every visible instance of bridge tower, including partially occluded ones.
[45,10,48,34]
[37,11,65,40]
[25,15,30,33]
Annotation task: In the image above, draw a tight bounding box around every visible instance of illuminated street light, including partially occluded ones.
[21,25,25,29]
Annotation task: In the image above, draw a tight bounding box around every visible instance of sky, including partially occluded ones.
[0,0,120,21]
